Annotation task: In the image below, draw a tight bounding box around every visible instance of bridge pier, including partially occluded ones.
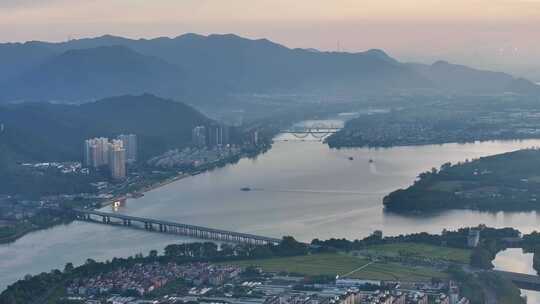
[73,209,282,246]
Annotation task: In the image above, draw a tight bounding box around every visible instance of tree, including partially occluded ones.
[272,236,308,256]
[220,243,235,256]
[470,248,494,269]
[148,250,158,259]
[64,262,74,273]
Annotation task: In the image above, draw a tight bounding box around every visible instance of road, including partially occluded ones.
[340,261,375,278]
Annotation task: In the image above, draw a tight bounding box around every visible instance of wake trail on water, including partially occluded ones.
[250,188,384,195]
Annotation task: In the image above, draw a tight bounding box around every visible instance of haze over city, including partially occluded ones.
[3,1,540,303]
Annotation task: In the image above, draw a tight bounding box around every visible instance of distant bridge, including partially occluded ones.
[491,270,540,291]
[279,123,342,139]
[72,209,281,246]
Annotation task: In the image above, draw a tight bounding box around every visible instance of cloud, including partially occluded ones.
[0,0,65,8]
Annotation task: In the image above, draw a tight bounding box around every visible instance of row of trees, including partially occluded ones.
[312,226,522,270]
[0,236,308,304]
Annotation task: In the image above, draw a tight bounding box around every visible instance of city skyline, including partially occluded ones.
[84,135,137,180]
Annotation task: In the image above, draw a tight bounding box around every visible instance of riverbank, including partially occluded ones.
[0,226,36,244]
[6,138,540,292]
[101,142,271,208]
[98,173,190,208]
[3,142,273,244]
[383,148,540,213]
[0,213,72,245]
[2,225,529,303]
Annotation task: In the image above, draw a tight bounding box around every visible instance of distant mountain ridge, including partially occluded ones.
[3,46,187,102]
[0,33,538,103]
[407,60,540,95]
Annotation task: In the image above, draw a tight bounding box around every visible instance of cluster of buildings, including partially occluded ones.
[62,261,472,304]
[255,278,468,304]
[83,134,137,180]
[354,290,461,304]
[0,195,39,221]
[67,262,241,298]
[263,290,437,304]
[20,161,89,175]
[192,124,231,148]
[147,146,242,169]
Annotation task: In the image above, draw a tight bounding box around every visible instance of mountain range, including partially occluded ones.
[0,33,539,103]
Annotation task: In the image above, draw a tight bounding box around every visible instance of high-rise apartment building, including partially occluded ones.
[117,134,137,163]
[84,137,110,168]
[84,136,129,180]
[206,124,230,147]
[192,126,207,147]
[108,139,127,180]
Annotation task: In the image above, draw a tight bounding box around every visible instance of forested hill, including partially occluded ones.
[384,148,540,212]
[1,33,539,103]
[0,94,211,163]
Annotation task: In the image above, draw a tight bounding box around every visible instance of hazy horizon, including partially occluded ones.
[3,0,540,79]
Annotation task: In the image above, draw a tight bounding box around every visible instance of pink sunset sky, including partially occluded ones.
[2,0,540,78]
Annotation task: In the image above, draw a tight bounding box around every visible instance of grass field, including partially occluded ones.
[225,253,447,282]
[364,243,471,264]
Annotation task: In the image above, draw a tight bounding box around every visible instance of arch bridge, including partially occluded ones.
[280,123,342,139]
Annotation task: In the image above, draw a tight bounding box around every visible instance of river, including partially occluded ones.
[494,248,540,303]
[3,125,540,291]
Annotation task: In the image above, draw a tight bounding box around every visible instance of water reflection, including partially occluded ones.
[4,136,540,291]
[494,248,540,303]
[111,198,127,212]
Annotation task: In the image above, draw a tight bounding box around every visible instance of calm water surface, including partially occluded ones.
[494,248,540,303]
[3,130,540,290]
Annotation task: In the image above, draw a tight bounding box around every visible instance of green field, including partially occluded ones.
[364,243,471,264]
[225,253,446,282]
[355,262,446,281]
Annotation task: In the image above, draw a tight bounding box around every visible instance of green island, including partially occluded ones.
[384,148,540,212]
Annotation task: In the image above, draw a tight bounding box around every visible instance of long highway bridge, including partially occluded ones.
[71,210,540,290]
[72,209,281,246]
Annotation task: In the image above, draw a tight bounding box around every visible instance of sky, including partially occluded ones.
[2,0,540,78]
